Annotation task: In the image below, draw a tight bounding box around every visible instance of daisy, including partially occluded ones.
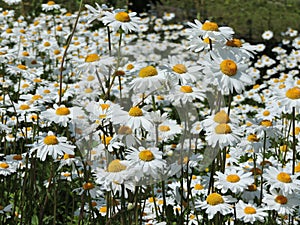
[203,51,253,95]
[264,166,300,194]
[196,192,235,219]
[40,104,73,127]
[263,190,299,215]
[0,160,17,176]
[125,146,167,182]
[101,9,141,33]
[41,1,61,12]
[85,3,110,24]
[130,65,166,93]
[272,85,300,113]
[156,119,182,142]
[214,167,253,194]
[167,84,205,105]
[111,105,153,132]
[186,19,234,41]
[262,30,274,40]
[29,131,76,161]
[235,200,267,224]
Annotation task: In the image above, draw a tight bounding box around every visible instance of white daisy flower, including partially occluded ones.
[196,192,235,219]
[214,167,253,194]
[40,104,73,127]
[0,161,17,176]
[264,166,300,194]
[29,131,76,161]
[101,9,141,33]
[262,190,299,215]
[167,84,205,105]
[262,30,274,40]
[235,200,267,224]
[125,146,167,182]
[272,85,300,113]
[130,65,166,93]
[41,1,60,12]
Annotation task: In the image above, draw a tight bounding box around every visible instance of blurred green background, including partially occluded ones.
[1,0,300,43]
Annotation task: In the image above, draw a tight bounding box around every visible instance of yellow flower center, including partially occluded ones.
[244,206,256,214]
[32,95,43,101]
[260,120,272,127]
[100,103,110,110]
[180,85,193,93]
[13,155,23,160]
[226,38,242,47]
[47,1,55,5]
[55,107,70,116]
[159,125,170,132]
[43,89,51,94]
[107,159,127,172]
[253,84,260,89]
[194,183,204,190]
[206,193,224,205]
[33,78,42,83]
[83,182,94,190]
[247,134,259,142]
[285,87,300,99]
[139,66,158,78]
[118,125,133,135]
[220,59,237,76]
[202,21,219,31]
[44,135,59,145]
[275,195,288,204]
[172,64,187,74]
[84,88,93,93]
[101,135,112,145]
[226,174,240,183]
[54,49,61,55]
[215,123,232,134]
[18,64,27,70]
[277,172,292,183]
[262,110,270,116]
[126,64,134,70]
[87,75,95,81]
[139,149,155,161]
[213,110,230,123]
[247,184,257,191]
[19,104,30,110]
[280,145,288,152]
[99,206,107,213]
[44,41,51,47]
[115,12,131,22]
[63,154,75,160]
[85,53,100,62]
[22,51,29,56]
[128,106,143,117]
[6,28,13,33]
[0,162,9,169]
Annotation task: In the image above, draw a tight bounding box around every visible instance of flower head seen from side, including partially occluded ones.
[101,9,141,33]
[186,19,234,42]
[167,84,205,105]
[196,192,235,219]
[0,161,17,176]
[29,131,76,161]
[41,1,61,12]
[235,200,267,224]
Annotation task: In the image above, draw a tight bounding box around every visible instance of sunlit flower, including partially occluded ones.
[29,131,76,161]
[196,193,235,219]
[264,166,300,194]
[41,1,61,12]
[235,200,267,224]
[214,167,253,194]
[126,146,167,182]
[40,104,73,127]
[101,9,141,33]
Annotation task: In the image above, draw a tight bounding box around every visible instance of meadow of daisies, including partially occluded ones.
[1,0,300,224]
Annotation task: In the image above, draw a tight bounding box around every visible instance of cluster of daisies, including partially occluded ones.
[0,1,300,224]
